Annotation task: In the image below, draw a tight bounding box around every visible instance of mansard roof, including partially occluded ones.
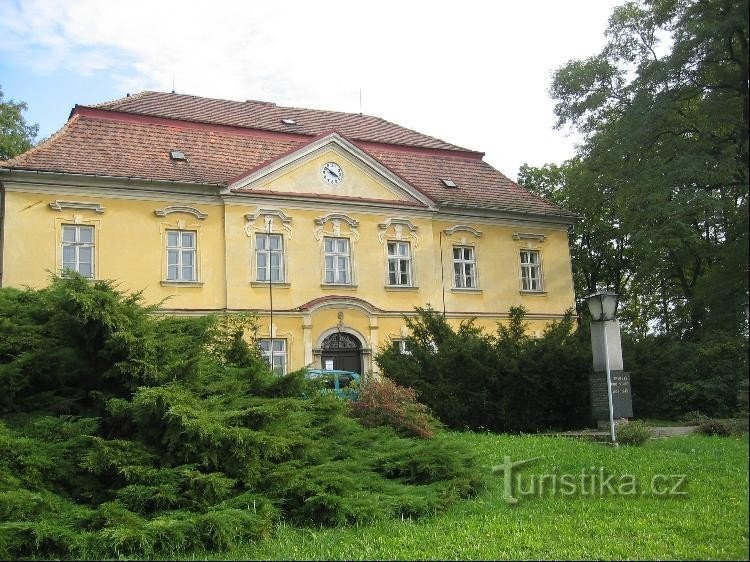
[0,91,572,219]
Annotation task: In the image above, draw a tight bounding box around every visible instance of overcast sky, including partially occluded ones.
[0,0,623,180]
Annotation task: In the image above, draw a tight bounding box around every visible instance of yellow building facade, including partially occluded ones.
[1,92,576,375]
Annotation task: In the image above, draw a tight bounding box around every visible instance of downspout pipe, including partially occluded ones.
[0,181,5,288]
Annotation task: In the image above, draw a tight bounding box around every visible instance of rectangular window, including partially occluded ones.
[520,250,543,291]
[259,338,286,375]
[453,246,476,288]
[324,237,351,284]
[256,233,284,282]
[387,241,412,286]
[61,225,94,278]
[166,230,196,282]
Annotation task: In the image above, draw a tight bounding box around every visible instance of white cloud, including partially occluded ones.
[0,0,623,178]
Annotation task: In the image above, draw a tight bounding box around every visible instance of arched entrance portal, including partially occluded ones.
[321,332,362,374]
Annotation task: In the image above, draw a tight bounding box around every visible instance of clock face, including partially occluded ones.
[322,162,343,185]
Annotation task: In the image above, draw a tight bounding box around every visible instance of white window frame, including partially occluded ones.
[259,338,287,374]
[61,224,95,278]
[452,245,477,288]
[387,241,413,286]
[323,237,352,285]
[520,249,543,292]
[392,339,412,355]
[165,229,197,282]
[255,233,285,283]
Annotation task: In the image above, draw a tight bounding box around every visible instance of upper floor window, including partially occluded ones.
[61,225,94,278]
[256,233,284,282]
[520,249,543,291]
[387,241,412,286]
[392,339,411,355]
[324,237,351,284]
[259,338,287,375]
[453,246,476,288]
[166,230,196,282]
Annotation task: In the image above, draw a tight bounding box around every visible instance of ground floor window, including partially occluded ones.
[259,338,286,374]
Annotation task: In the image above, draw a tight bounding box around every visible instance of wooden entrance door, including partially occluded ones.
[321,332,362,374]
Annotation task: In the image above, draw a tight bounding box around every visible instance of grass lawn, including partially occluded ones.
[178,432,748,561]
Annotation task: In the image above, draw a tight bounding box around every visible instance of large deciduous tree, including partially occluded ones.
[0,86,38,160]
[529,0,748,338]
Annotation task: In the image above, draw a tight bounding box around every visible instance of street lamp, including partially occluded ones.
[586,291,618,445]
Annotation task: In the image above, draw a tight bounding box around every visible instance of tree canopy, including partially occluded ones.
[520,0,749,338]
[0,86,38,161]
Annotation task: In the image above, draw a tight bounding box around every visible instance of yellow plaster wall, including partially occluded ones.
[3,189,226,309]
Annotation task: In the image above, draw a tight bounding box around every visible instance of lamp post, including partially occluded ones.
[586,291,619,445]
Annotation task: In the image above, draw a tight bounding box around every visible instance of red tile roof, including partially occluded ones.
[89,91,474,153]
[1,92,572,218]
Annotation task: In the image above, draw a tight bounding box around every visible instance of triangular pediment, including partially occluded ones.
[227,133,435,208]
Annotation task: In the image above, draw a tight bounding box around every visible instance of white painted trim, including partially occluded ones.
[444,224,482,237]
[513,232,547,242]
[49,200,105,213]
[154,205,208,220]
[314,212,360,228]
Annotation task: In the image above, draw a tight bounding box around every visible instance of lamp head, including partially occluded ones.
[586,291,618,321]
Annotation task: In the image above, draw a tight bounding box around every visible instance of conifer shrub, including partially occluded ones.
[348,376,436,438]
[0,276,483,559]
[375,306,591,432]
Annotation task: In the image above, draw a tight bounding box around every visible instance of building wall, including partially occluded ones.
[2,174,575,374]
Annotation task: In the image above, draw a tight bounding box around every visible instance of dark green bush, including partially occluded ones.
[616,420,652,446]
[624,332,748,420]
[375,306,591,432]
[0,276,483,559]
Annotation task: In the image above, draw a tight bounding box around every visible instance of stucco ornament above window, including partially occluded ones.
[314,213,360,242]
[244,208,294,238]
[49,200,105,214]
[512,232,546,242]
[444,225,483,238]
[377,218,419,246]
[153,205,207,220]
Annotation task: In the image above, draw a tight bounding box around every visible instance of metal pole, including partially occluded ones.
[603,321,616,444]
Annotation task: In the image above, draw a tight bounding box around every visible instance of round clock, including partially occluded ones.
[322,162,343,185]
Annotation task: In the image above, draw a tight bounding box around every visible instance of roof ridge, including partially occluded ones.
[1,114,82,167]
[90,90,153,108]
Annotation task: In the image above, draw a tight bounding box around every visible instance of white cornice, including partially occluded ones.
[226,133,437,210]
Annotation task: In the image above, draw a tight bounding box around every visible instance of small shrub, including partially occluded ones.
[697,418,748,436]
[681,410,709,425]
[348,377,435,439]
[617,420,652,446]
